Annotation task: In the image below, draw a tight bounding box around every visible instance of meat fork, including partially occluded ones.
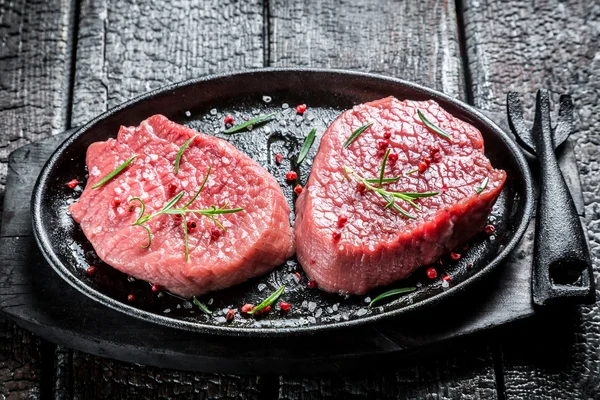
[507,89,594,306]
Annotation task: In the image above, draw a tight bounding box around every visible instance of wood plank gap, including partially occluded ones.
[455,0,474,105]
[491,341,506,400]
[262,0,271,67]
[258,374,279,400]
[65,0,82,130]
[39,340,58,399]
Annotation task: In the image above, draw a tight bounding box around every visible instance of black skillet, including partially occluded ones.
[31,68,534,337]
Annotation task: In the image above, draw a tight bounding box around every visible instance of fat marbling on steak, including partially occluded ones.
[294,97,505,294]
[69,115,294,298]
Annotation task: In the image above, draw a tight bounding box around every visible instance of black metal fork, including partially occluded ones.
[507,89,594,306]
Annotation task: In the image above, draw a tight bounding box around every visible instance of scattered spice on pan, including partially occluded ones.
[426,267,437,279]
[226,309,235,322]
[192,296,212,315]
[294,272,302,283]
[247,285,286,315]
[296,104,307,115]
[369,287,416,307]
[279,302,291,312]
[297,128,316,165]
[450,252,461,261]
[224,113,276,134]
[224,115,235,126]
[241,304,254,313]
[484,224,495,235]
[151,284,161,293]
[275,153,284,165]
[307,280,317,289]
[294,184,303,195]
[86,266,97,277]
[66,179,78,189]
[286,171,297,181]
[127,294,135,302]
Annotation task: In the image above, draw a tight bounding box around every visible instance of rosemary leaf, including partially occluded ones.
[405,168,419,175]
[417,110,452,142]
[140,225,152,249]
[193,296,212,315]
[161,190,186,212]
[92,155,137,189]
[129,197,146,223]
[297,128,316,165]
[174,135,198,174]
[224,113,276,134]
[476,177,489,194]
[369,287,417,307]
[378,149,391,187]
[183,166,211,208]
[343,122,373,148]
[396,191,439,199]
[364,176,402,184]
[183,215,190,262]
[247,285,286,315]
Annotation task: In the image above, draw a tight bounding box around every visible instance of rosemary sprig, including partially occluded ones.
[344,166,438,219]
[378,149,391,187]
[247,285,286,315]
[369,287,416,307]
[343,122,373,149]
[224,113,276,134]
[297,128,316,165]
[405,168,419,175]
[174,135,198,174]
[193,296,212,315]
[92,155,137,189]
[417,110,452,142]
[476,176,489,194]
[129,166,243,258]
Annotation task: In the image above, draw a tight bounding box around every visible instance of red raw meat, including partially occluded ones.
[69,115,294,298]
[294,97,505,294]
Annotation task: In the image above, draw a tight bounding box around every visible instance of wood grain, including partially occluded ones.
[270,0,497,398]
[0,0,74,397]
[278,348,498,400]
[71,0,265,127]
[0,0,74,207]
[269,0,465,99]
[61,0,266,398]
[463,0,600,398]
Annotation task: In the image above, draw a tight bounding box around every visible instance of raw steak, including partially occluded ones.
[294,97,505,294]
[69,115,294,298]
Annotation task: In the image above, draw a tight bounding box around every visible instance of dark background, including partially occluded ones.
[1,0,599,398]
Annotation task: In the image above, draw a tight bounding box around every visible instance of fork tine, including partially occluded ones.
[507,92,536,155]
[553,94,573,149]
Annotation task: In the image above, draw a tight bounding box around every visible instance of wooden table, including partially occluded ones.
[1,0,598,398]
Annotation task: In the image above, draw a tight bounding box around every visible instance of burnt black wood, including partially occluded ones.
[507,90,594,305]
[0,105,585,374]
[462,1,600,398]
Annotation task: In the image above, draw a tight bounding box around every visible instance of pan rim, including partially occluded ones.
[31,67,534,337]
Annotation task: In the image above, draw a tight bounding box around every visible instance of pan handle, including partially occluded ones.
[531,91,594,305]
